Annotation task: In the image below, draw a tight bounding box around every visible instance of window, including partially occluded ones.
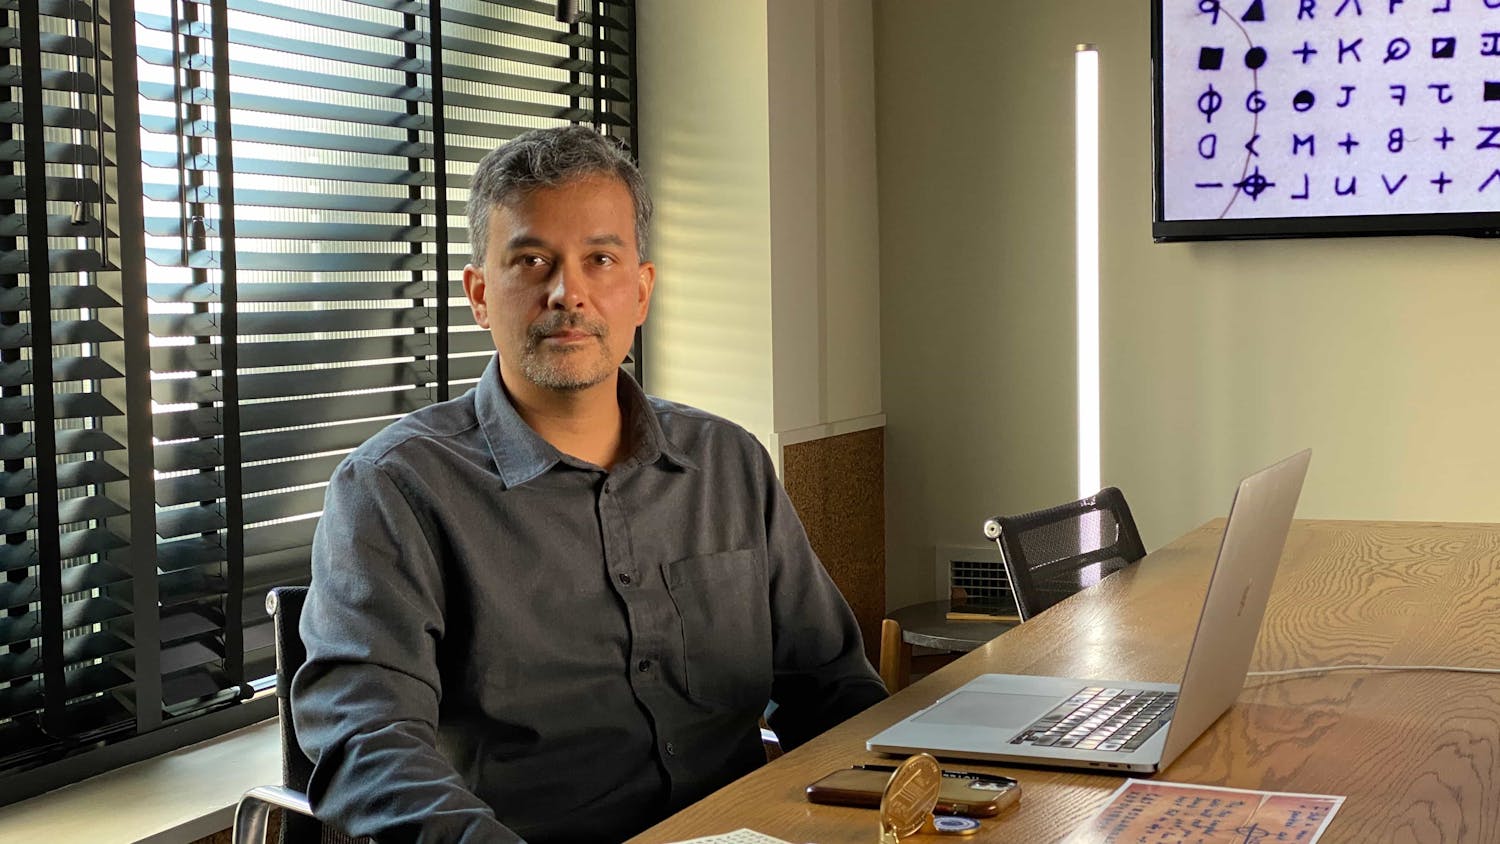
[1,0,637,802]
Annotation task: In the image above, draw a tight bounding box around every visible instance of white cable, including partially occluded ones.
[1246,664,1500,678]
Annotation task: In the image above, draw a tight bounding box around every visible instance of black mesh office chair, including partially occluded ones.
[233,586,368,844]
[982,487,1146,621]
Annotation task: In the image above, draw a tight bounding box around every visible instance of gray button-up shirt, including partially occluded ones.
[292,356,886,843]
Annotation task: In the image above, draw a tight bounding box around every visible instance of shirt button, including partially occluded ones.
[618,572,632,586]
[637,659,651,673]
[665,741,676,756]
[602,481,612,494]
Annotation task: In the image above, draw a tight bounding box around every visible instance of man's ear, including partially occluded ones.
[635,260,656,325]
[462,263,489,328]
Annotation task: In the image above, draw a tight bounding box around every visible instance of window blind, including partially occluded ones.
[0,0,140,771]
[0,0,637,801]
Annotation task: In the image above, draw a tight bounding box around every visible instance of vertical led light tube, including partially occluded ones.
[1076,44,1101,499]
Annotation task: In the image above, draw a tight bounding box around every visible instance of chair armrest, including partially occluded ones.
[233,784,314,844]
[760,726,783,761]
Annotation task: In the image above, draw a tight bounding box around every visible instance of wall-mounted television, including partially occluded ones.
[1152,0,1500,241]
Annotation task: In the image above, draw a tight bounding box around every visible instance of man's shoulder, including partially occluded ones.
[642,395,779,486]
[645,394,742,430]
[346,389,482,469]
[647,395,761,449]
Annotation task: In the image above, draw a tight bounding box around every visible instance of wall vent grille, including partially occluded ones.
[950,559,1014,608]
[933,545,1017,616]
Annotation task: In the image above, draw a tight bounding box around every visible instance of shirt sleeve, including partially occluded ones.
[759,446,889,749]
[291,457,523,844]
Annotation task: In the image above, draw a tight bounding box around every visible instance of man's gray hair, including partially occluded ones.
[468,125,653,264]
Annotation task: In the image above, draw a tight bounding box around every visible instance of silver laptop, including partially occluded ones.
[868,449,1311,774]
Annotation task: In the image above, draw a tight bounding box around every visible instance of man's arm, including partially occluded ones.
[292,458,519,843]
[759,449,889,750]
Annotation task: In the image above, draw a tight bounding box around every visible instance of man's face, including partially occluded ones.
[463,175,655,396]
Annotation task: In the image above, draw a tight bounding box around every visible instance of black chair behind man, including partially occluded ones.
[982,487,1146,621]
[233,586,368,844]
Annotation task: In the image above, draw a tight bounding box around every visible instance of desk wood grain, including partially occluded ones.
[629,520,1500,844]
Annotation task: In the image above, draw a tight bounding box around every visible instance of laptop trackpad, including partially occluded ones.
[913,691,1057,730]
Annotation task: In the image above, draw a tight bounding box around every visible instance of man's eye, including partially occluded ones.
[517,255,547,268]
[591,254,616,267]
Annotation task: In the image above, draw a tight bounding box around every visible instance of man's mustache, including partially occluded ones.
[526,313,607,347]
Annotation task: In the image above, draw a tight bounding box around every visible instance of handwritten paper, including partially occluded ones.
[1063,779,1343,843]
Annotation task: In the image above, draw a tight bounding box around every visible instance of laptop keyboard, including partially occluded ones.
[1011,687,1178,752]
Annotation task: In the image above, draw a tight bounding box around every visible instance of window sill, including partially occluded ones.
[0,718,280,844]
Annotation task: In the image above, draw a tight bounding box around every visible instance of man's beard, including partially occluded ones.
[521,313,613,391]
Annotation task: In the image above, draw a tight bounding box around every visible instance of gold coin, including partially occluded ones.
[878,753,942,840]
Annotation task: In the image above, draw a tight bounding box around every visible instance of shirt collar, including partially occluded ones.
[474,355,697,489]
[618,371,699,474]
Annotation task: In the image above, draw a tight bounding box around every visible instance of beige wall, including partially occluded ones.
[639,0,884,458]
[875,0,1500,608]
[636,0,777,445]
[769,0,885,437]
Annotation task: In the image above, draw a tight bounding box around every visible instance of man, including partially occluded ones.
[292,125,887,843]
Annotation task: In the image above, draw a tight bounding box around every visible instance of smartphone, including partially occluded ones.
[804,764,1020,817]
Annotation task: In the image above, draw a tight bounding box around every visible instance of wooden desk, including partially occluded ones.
[631,520,1500,843]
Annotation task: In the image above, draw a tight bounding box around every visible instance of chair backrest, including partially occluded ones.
[266,587,320,844]
[266,587,368,844]
[983,487,1146,621]
[878,618,909,692]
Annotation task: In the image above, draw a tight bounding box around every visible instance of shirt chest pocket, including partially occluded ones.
[664,549,773,710]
